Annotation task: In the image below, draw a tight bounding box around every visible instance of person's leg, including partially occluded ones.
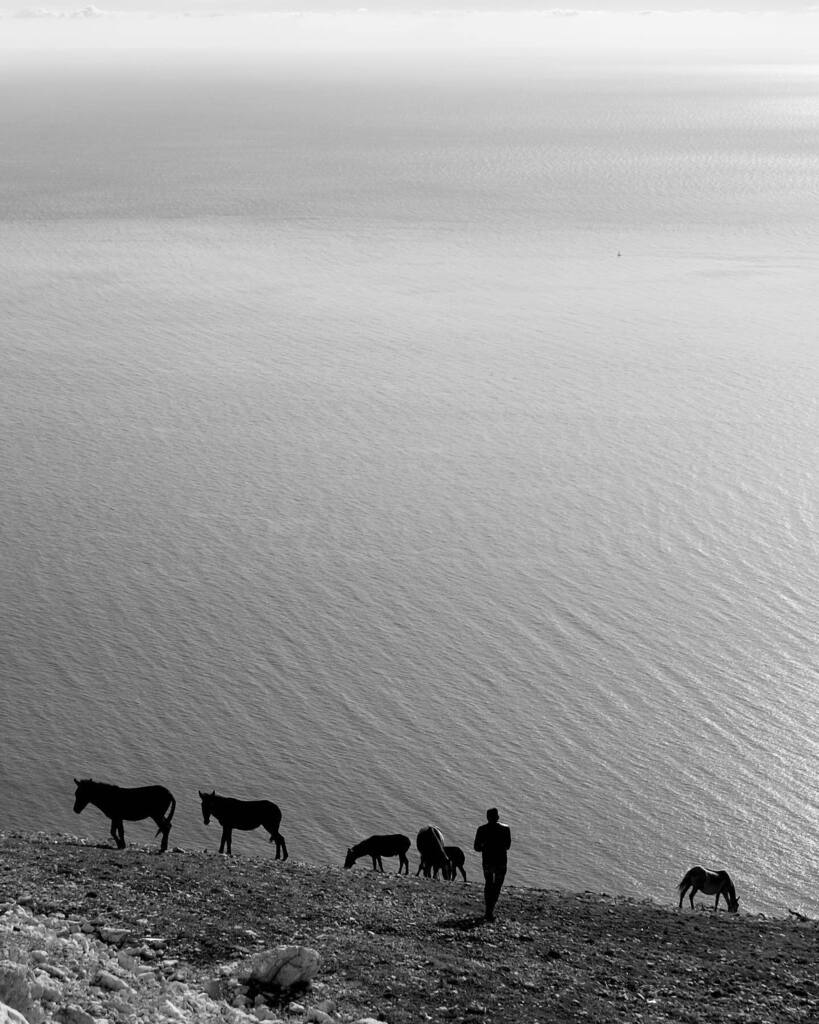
[486,865,507,919]
[482,866,495,919]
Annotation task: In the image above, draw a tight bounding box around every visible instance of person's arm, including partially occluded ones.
[504,827,511,851]
[473,827,484,853]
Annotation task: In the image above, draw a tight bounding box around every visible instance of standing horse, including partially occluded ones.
[199,790,287,859]
[678,866,739,912]
[345,834,411,874]
[73,778,175,853]
[415,825,450,879]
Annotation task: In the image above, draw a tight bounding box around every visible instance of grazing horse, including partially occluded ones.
[415,825,450,879]
[344,834,411,874]
[199,790,287,859]
[678,866,739,912]
[73,778,175,853]
[443,845,467,882]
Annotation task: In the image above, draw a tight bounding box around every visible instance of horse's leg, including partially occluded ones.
[111,819,125,849]
[714,891,721,911]
[399,853,408,875]
[376,856,384,873]
[276,833,288,861]
[459,865,467,882]
[152,815,170,853]
[219,827,231,855]
[689,886,697,910]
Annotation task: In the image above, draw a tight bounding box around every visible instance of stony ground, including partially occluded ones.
[1,832,817,1024]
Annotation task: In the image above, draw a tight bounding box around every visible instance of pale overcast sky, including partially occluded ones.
[10,0,818,10]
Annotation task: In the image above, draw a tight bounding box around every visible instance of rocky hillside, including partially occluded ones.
[0,832,816,1024]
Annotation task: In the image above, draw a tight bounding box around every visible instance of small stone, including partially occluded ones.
[253,1009,276,1022]
[98,929,130,946]
[55,1006,95,1024]
[93,972,127,993]
[305,1011,333,1024]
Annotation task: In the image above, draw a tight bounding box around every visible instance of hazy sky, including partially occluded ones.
[5,0,818,10]
[3,1,816,63]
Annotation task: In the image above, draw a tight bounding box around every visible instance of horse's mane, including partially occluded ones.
[81,779,116,793]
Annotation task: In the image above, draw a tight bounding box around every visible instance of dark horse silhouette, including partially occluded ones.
[344,834,411,874]
[199,790,287,859]
[442,845,467,882]
[73,778,175,852]
[415,825,450,878]
[678,865,739,912]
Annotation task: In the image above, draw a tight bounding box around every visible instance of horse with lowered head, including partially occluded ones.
[73,778,176,853]
[415,825,450,879]
[199,790,287,859]
[678,865,739,912]
[345,834,411,874]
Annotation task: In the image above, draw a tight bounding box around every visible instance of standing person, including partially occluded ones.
[473,807,512,921]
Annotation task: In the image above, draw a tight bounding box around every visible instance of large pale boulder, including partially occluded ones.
[248,947,319,991]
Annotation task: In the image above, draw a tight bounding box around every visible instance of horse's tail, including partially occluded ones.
[156,792,176,836]
[678,867,697,893]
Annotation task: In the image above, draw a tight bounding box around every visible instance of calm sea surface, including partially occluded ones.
[1,39,818,917]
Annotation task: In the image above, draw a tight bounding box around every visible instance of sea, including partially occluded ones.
[1,9,818,919]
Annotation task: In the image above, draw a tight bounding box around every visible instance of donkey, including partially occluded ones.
[345,834,411,874]
[73,778,175,852]
[199,790,287,859]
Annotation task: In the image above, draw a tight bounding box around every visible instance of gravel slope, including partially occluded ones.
[1,832,816,1024]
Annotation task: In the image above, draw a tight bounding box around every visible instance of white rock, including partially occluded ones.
[92,971,127,993]
[249,948,319,991]
[252,1008,276,1022]
[159,1000,186,1019]
[305,1011,333,1024]
[0,1003,30,1024]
